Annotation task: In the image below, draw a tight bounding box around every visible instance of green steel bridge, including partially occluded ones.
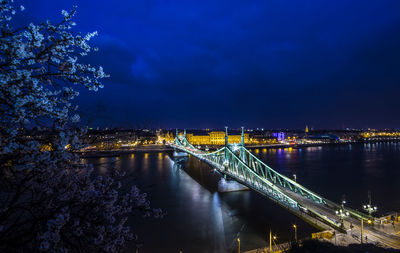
[171,127,378,233]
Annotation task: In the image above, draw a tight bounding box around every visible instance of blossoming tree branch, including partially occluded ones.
[0,1,162,252]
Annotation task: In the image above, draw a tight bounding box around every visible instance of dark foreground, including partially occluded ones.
[289,240,400,253]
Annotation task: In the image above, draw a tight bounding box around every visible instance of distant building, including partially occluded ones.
[186,133,210,145]
[304,134,339,143]
[272,132,285,141]
[209,131,225,145]
[186,131,249,145]
[83,129,140,150]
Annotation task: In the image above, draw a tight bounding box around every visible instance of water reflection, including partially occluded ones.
[143,153,149,175]
[157,152,163,172]
[83,143,400,253]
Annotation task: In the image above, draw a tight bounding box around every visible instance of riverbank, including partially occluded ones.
[80,140,400,158]
[80,145,173,158]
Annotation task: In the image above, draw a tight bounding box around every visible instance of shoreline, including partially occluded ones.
[80,140,400,158]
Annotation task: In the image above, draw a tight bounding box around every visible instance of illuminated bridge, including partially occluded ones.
[171,127,400,248]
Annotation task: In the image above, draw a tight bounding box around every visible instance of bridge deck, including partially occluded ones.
[171,139,400,249]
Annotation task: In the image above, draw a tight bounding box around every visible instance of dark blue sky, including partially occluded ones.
[22,0,400,129]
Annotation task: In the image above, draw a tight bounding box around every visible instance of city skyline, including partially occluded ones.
[18,0,400,129]
[2,1,400,252]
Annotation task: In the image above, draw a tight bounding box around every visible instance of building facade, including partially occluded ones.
[186,133,210,145]
[187,131,249,145]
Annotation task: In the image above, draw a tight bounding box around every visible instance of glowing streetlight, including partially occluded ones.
[237,237,240,253]
[269,230,278,252]
[269,230,272,252]
[363,191,377,220]
[363,204,377,219]
[293,224,297,242]
[336,196,349,227]
[335,208,349,227]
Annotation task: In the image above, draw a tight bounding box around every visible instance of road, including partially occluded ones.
[173,142,400,249]
[279,186,400,249]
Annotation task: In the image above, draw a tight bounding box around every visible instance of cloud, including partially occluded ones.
[27,0,400,128]
[131,55,158,81]
[85,35,136,85]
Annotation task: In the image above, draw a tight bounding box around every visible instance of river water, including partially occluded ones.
[85,142,400,253]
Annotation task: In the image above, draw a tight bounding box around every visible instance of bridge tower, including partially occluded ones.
[241,126,245,146]
[224,127,229,172]
[225,126,229,146]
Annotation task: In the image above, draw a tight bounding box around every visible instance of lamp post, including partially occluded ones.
[363,191,377,221]
[336,198,349,228]
[269,230,272,252]
[361,219,363,244]
[361,218,372,244]
[293,224,297,242]
[237,237,240,253]
[268,230,278,253]
[335,209,349,228]
[363,204,377,219]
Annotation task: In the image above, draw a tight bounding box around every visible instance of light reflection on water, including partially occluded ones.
[85,142,400,253]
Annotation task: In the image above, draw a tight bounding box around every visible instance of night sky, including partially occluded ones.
[20,0,400,129]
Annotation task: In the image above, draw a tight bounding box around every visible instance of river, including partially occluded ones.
[85,142,400,253]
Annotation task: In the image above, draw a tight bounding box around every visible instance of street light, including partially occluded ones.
[237,237,240,253]
[363,191,377,221]
[335,196,349,227]
[293,224,297,242]
[360,218,372,244]
[268,230,278,252]
[363,204,377,219]
[335,208,349,227]
[269,230,272,252]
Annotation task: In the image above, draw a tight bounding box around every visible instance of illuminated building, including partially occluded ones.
[209,131,225,145]
[157,131,175,144]
[186,133,210,145]
[186,131,250,145]
[272,132,285,141]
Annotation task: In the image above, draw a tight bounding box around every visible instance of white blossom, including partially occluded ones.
[0,2,161,252]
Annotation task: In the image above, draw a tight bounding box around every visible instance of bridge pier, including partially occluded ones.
[173,150,188,158]
[171,132,370,235]
[218,176,248,192]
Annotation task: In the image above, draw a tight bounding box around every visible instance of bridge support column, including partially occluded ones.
[225,126,228,146]
[218,177,248,192]
[241,126,244,146]
[224,126,229,172]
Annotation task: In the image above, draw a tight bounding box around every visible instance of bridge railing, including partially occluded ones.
[172,138,351,230]
[223,146,299,208]
[173,136,370,222]
[240,147,325,204]
[240,146,370,220]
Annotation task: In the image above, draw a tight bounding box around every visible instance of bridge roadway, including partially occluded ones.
[172,143,336,229]
[171,141,400,249]
[280,187,400,248]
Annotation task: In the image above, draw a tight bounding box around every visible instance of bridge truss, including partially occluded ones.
[171,128,370,231]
